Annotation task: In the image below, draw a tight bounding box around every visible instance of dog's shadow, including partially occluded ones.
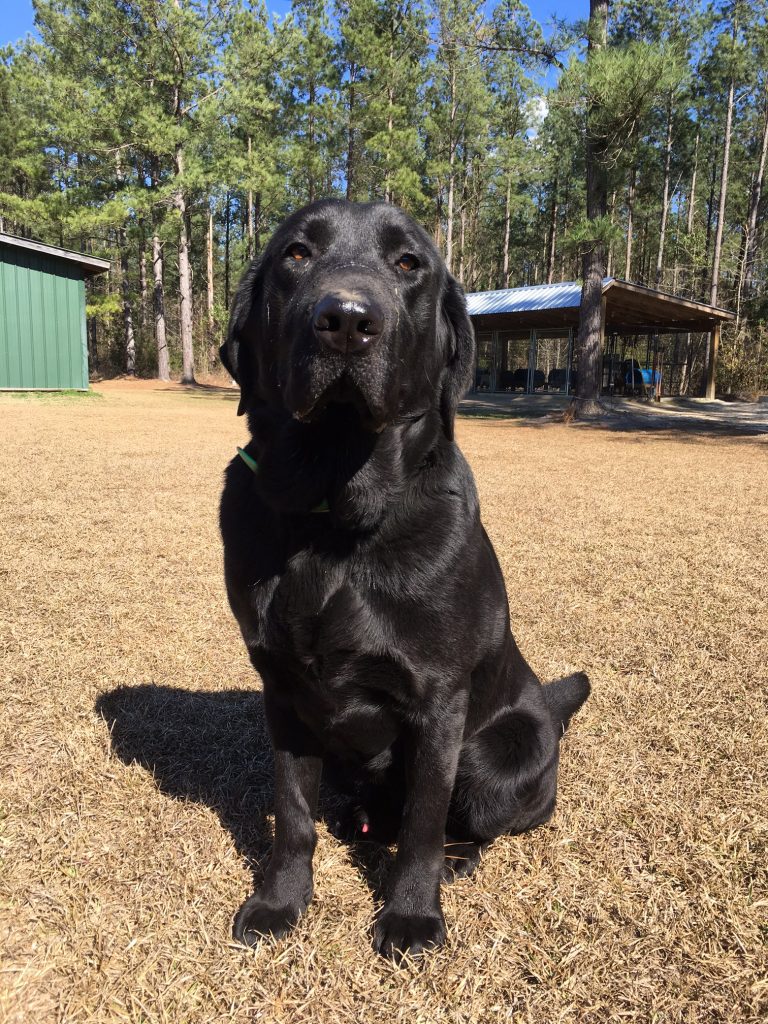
[95,683,393,899]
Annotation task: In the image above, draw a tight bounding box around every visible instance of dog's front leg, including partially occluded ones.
[374,689,467,961]
[233,690,322,946]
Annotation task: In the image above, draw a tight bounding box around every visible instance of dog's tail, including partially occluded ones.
[543,672,591,734]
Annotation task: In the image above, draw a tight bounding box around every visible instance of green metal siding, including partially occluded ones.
[0,244,88,389]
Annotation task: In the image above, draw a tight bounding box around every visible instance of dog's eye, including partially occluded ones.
[286,243,311,261]
[397,253,419,272]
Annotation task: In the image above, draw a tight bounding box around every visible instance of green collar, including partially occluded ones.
[236,447,330,514]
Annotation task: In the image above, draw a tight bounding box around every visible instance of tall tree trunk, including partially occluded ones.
[710,70,735,309]
[672,207,681,293]
[546,175,558,284]
[224,192,231,310]
[703,147,718,297]
[385,93,395,202]
[685,130,699,301]
[606,189,616,277]
[174,147,195,384]
[152,223,169,382]
[560,176,570,279]
[503,174,512,286]
[655,95,674,288]
[119,225,136,375]
[207,206,215,331]
[446,179,455,271]
[433,200,443,249]
[115,154,136,374]
[625,166,636,279]
[384,37,395,204]
[171,12,195,385]
[308,80,316,203]
[88,316,98,368]
[735,210,751,326]
[247,136,255,261]
[641,215,651,283]
[686,130,699,235]
[346,72,356,201]
[467,190,480,288]
[573,0,608,414]
[138,219,148,338]
[741,91,768,300]
[706,41,736,401]
[445,64,457,272]
[459,184,468,282]
[150,159,169,381]
[253,191,261,252]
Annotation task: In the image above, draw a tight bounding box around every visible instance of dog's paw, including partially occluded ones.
[232,894,306,947]
[373,907,446,963]
[441,839,483,882]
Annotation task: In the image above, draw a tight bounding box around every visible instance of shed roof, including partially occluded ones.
[0,233,110,276]
[466,278,735,334]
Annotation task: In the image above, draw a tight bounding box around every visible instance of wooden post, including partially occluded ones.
[705,322,720,399]
[566,327,574,394]
[527,329,537,393]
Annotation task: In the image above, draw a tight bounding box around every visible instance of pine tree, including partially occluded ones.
[425,0,491,272]
[335,0,429,211]
[286,0,342,204]
[2,0,767,392]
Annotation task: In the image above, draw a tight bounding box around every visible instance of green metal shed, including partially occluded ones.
[0,233,110,391]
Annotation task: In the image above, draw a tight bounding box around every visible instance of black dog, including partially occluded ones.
[219,199,589,961]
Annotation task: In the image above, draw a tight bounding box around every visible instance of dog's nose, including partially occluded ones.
[312,293,384,354]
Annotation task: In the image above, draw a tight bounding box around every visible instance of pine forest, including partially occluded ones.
[2,0,767,395]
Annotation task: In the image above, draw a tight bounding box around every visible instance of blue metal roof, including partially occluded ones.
[465,279,613,316]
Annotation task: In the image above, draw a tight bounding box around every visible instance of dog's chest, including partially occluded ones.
[252,548,413,752]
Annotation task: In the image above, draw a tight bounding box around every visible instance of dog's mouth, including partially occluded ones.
[292,374,387,433]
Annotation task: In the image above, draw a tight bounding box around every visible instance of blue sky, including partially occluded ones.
[2,0,587,50]
[4,0,35,47]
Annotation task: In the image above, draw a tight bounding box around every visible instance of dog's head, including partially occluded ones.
[221,200,474,440]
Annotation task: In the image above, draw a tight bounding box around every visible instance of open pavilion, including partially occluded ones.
[465,278,736,399]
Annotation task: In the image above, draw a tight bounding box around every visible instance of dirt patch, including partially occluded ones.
[1,388,766,1023]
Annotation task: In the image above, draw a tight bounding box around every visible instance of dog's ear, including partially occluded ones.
[220,255,264,416]
[439,274,475,440]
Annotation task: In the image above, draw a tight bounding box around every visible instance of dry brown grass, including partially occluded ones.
[1,382,766,1024]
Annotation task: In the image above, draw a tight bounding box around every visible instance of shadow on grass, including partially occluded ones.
[457,408,548,422]
[95,683,393,900]
[457,400,768,438]
[564,413,768,440]
[159,384,240,401]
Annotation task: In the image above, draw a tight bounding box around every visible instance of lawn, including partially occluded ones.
[1,382,766,1023]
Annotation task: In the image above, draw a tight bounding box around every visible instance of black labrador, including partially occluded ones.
[219,199,590,961]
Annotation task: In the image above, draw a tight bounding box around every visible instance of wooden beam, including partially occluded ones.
[705,322,721,399]
[606,320,719,334]
[471,310,727,334]
[608,278,736,320]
